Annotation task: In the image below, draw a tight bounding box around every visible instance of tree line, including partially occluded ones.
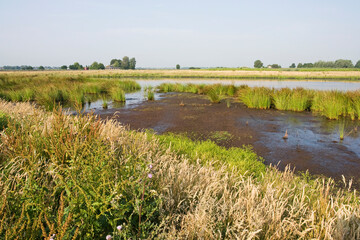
[254,59,360,69]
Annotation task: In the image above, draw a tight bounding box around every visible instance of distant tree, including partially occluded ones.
[61,65,67,70]
[176,64,180,69]
[189,67,201,69]
[129,58,136,69]
[21,66,33,70]
[254,60,263,68]
[38,66,45,70]
[98,63,105,70]
[302,63,314,68]
[289,63,296,68]
[334,59,354,68]
[122,56,130,69]
[297,63,303,68]
[271,64,281,69]
[90,61,99,70]
[69,62,83,70]
[355,60,360,68]
[110,59,118,65]
[113,60,121,68]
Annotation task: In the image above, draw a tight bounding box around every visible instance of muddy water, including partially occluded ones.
[97,92,360,186]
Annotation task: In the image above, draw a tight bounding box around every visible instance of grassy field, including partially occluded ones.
[1,100,360,239]
[2,68,360,80]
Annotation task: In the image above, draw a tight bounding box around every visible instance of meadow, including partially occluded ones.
[1,73,360,239]
[2,68,360,80]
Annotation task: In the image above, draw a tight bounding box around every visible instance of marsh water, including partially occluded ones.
[73,79,360,183]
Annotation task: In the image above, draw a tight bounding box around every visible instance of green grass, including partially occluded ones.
[240,87,272,109]
[147,89,155,101]
[111,88,126,102]
[0,74,140,110]
[207,88,221,103]
[0,112,9,131]
[1,101,360,239]
[156,133,266,177]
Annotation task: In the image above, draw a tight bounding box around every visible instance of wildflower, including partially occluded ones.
[106,235,112,240]
[148,173,153,179]
[117,225,122,231]
[148,164,153,169]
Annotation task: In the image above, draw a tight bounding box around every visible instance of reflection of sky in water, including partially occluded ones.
[238,114,360,160]
[135,79,360,91]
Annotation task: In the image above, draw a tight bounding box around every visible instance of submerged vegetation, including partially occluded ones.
[158,82,360,120]
[1,100,360,239]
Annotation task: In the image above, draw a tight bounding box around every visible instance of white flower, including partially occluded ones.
[106,235,112,240]
[117,225,122,231]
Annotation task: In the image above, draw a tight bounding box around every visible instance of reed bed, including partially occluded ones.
[0,74,140,110]
[1,101,360,239]
[158,83,360,120]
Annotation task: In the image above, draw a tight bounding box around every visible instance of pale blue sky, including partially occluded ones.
[0,0,359,68]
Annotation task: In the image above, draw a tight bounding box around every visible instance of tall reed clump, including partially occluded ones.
[147,89,155,101]
[111,88,126,102]
[312,91,347,120]
[240,87,272,109]
[1,100,360,239]
[347,91,360,120]
[288,88,312,111]
[0,111,9,130]
[207,88,221,103]
[0,101,161,239]
[117,80,141,92]
[272,88,291,110]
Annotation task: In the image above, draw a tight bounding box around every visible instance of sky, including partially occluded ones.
[0,0,359,68]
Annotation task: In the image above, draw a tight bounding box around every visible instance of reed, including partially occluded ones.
[207,88,221,103]
[1,101,360,239]
[147,89,155,101]
[111,88,126,102]
[240,87,272,109]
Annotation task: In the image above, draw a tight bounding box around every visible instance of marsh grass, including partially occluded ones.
[240,87,272,109]
[312,91,348,120]
[207,88,221,103]
[147,89,155,101]
[1,101,360,239]
[0,74,140,109]
[111,88,126,102]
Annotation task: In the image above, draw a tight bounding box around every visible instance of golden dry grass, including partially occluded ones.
[1,100,360,239]
[1,69,360,80]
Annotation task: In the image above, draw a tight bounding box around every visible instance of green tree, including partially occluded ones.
[271,64,281,69]
[110,59,118,65]
[98,63,105,70]
[254,60,263,68]
[69,62,83,70]
[90,61,99,70]
[289,63,296,68]
[61,65,67,70]
[38,66,45,70]
[334,59,354,68]
[129,58,136,69]
[355,60,360,68]
[297,63,303,68]
[122,56,130,69]
[176,64,180,69]
[113,60,121,68]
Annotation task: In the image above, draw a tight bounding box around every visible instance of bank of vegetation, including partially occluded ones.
[1,100,360,239]
[158,83,360,120]
[0,74,140,110]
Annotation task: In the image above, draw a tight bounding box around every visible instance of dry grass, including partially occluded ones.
[1,101,360,239]
[1,69,360,80]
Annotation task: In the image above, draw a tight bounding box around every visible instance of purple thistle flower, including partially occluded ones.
[148,173,153,179]
[106,235,112,240]
[117,225,122,231]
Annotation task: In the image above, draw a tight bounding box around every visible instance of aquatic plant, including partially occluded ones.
[240,87,272,109]
[102,100,108,109]
[272,88,291,110]
[207,88,221,103]
[147,89,155,101]
[111,88,126,102]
